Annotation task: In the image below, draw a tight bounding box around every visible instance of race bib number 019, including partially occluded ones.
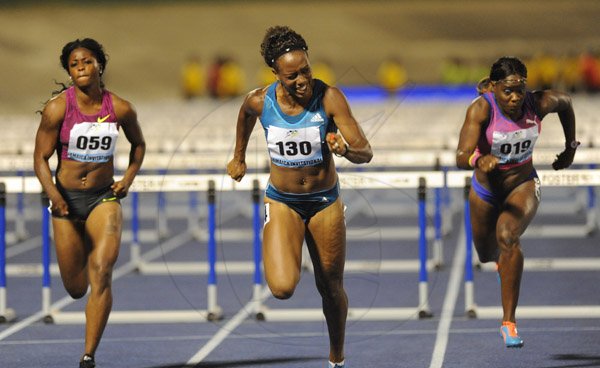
[491,126,538,164]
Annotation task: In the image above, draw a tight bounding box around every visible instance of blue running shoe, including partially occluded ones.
[500,321,524,348]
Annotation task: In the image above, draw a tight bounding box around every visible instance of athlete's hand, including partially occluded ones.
[48,194,69,216]
[111,180,130,198]
[326,133,348,157]
[227,159,247,182]
[476,154,500,173]
[552,148,576,170]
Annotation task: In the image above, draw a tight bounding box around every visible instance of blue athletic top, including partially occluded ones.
[259,79,337,168]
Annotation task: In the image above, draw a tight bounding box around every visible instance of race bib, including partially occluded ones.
[67,122,119,162]
[491,126,538,165]
[266,125,323,167]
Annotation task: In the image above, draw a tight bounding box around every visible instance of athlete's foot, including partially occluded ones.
[329,360,345,368]
[79,354,95,368]
[500,321,524,348]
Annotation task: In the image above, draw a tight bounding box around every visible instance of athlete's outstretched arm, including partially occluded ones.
[535,90,577,170]
[323,86,372,164]
[227,89,264,181]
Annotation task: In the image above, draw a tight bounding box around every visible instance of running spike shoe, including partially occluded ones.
[79,354,95,368]
[500,321,524,348]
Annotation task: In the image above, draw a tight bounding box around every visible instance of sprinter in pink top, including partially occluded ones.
[456,57,577,349]
[34,38,145,368]
[59,85,120,163]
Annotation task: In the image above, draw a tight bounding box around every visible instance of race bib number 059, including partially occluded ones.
[67,122,119,162]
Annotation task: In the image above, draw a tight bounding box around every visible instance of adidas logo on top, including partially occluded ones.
[310,113,324,123]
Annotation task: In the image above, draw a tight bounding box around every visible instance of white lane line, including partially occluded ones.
[0,232,192,341]
[186,287,272,365]
[429,221,466,368]
[5,325,600,347]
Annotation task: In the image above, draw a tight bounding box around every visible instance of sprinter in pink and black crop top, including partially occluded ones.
[58,85,120,163]
[456,56,577,349]
[33,38,145,368]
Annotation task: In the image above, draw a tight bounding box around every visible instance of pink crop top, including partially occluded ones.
[58,86,120,163]
[475,91,542,170]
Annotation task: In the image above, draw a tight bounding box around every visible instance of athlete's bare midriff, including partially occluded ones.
[268,158,337,193]
[56,159,115,190]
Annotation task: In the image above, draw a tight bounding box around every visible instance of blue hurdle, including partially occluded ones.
[252,172,441,322]
[0,183,16,322]
[451,169,600,320]
[47,177,223,324]
[41,191,52,323]
[1,172,445,324]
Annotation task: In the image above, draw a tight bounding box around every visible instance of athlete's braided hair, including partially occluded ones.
[260,26,308,69]
[489,56,527,82]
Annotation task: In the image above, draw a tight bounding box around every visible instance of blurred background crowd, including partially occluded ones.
[181,49,600,100]
[1,0,599,114]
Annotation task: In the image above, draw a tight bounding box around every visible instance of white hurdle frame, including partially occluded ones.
[2,168,597,324]
[448,169,600,319]
[0,171,447,324]
[0,175,230,324]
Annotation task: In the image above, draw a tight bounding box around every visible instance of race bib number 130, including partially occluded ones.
[267,125,323,167]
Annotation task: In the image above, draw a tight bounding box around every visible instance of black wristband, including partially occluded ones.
[334,144,348,157]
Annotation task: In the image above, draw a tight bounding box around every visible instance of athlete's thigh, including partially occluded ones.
[469,188,500,245]
[263,198,305,279]
[306,197,346,275]
[52,217,87,278]
[497,180,540,240]
[85,202,122,267]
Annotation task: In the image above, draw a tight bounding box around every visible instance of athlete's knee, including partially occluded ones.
[315,271,345,300]
[476,251,497,264]
[266,273,298,300]
[497,227,520,252]
[63,282,88,299]
[68,288,87,299]
[268,282,296,300]
[88,260,114,290]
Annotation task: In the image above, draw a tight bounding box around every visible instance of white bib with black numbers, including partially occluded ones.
[67,122,119,163]
[491,125,539,165]
[267,125,323,167]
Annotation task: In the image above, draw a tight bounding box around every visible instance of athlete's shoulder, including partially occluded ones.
[244,86,268,115]
[465,94,491,124]
[42,92,67,124]
[108,90,137,123]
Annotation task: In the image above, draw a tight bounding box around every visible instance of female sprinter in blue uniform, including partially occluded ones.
[227,26,372,368]
[34,38,145,368]
[456,57,577,348]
